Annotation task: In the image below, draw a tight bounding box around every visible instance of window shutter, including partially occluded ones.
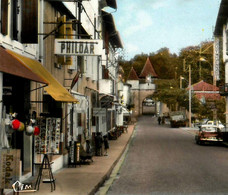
[12,0,18,40]
[1,0,8,35]
[57,15,66,65]
[21,0,38,43]
[65,22,72,65]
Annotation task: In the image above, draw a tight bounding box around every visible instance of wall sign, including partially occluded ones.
[0,149,20,189]
[55,39,103,56]
[213,36,220,81]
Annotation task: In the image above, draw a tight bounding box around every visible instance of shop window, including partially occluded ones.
[1,0,8,35]
[43,95,62,118]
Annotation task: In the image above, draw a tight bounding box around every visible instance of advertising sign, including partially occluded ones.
[55,39,103,56]
[0,149,20,189]
[213,37,220,81]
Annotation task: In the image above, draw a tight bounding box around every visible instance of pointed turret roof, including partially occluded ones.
[127,67,139,80]
[139,57,158,78]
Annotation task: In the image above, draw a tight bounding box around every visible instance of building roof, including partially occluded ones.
[99,0,117,9]
[139,57,158,78]
[191,80,219,91]
[214,0,228,36]
[101,11,123,49]
[189,80,221,101]
[127,67,139,80]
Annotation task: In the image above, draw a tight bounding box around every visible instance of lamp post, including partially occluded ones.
[183,58,192,128]
[189,64,191,128]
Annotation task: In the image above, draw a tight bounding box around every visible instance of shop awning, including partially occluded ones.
[6,48,78,103]
[0,46,47,84]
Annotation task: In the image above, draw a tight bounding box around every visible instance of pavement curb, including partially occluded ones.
[90,124,136,195]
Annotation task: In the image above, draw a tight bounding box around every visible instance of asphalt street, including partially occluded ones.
[107,116,228,195]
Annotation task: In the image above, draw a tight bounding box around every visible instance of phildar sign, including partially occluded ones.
[55,39,103,56]
[0,149,20,189]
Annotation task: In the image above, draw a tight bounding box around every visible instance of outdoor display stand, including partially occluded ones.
[35,117,61,154]
[34,154,55,192]
[34,117,61,192]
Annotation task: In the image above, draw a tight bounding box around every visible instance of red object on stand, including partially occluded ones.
[12,119,20,130]
[34,126,40,135]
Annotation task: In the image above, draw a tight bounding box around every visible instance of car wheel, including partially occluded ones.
[196,139,201,145]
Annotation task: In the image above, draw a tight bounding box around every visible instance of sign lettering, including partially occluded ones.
[213,37,220,81]
[0,149,20,189]
[55,39,103,56]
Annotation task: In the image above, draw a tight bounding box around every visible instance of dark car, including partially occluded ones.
[195,125,223,145]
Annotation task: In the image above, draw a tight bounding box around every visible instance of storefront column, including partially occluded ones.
[0,72,2,123]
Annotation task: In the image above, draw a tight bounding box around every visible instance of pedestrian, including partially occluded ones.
[103,135,109,156]
[95,132,103,156]
[158,116,161,125]
[162,116,165,124]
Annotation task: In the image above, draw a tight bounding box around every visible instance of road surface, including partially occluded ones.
[107,116,228,195]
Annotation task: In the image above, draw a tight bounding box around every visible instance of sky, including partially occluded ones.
[112,0,221,60]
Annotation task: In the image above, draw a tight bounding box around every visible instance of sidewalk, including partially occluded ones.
[180,126,199,135]
[8,125,135,195]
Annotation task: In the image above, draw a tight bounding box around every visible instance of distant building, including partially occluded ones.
[190,80,221,103]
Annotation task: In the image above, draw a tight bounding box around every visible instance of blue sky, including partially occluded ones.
[112,0,221,60]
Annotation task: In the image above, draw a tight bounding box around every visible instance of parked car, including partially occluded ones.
[195,124,223,145]
[197,119,225,131]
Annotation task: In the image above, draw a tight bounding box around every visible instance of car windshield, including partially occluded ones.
[201,127,217,132]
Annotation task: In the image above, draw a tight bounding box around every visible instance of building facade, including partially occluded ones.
[214,0,228,124]
[0,0,123,188]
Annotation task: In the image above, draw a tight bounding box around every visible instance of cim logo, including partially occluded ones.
[12,181,35,192]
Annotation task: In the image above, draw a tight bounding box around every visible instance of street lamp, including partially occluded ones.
[199,57,215,85]
[180,76,185,89]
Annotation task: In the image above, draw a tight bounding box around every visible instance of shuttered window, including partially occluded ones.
[12,0,18,40]
[21,0,38,43]
[1,0,8,35]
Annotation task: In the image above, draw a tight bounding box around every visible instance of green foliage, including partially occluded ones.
[119,41,225,121]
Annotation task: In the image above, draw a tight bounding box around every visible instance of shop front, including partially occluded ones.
[0,46,48,184]
[0,47,77,189]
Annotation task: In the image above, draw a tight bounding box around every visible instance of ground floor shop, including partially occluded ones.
[0,47,78,190]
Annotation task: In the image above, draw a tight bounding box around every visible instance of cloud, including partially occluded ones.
[122,10,153,36]
[150,1,168,10]
[126,43,140,53]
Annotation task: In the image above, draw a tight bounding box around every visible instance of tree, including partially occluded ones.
[118,42,225,121]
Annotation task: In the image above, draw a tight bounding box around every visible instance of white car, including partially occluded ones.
[201,120,225,131]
